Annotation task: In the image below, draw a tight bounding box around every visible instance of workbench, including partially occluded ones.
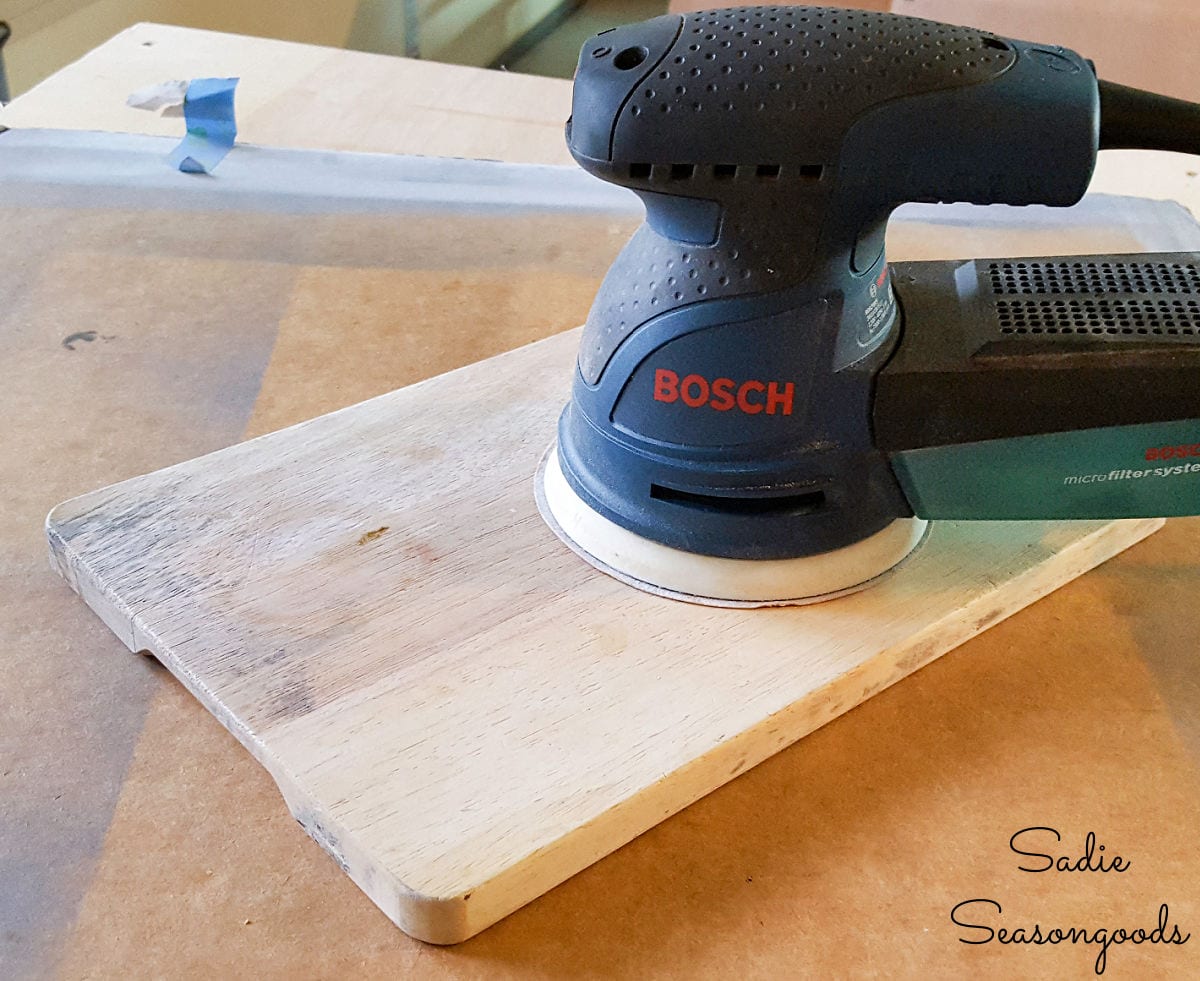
[3,22,1200,979]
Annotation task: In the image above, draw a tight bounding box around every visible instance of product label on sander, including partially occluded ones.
[652,370,796,416]
[863,268,897,337]
[891,418,1200,519]
[610,303,829,447]
[835,262,898,370]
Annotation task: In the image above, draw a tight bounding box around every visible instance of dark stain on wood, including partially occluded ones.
[894,639,942,676]
[295,811,348,873]
[972,607,1005,633]
[356,526,389,546]
[261,672,316,724]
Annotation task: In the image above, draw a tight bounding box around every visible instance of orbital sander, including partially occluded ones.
[536,5,1200,606]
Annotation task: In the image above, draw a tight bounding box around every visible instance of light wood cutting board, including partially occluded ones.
[45,327,1160,943]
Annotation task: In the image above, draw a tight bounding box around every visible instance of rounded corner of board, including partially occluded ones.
[44,491,94,537]
[394,890,483,946]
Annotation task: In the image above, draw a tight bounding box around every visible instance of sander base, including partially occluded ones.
[536,446,929,608]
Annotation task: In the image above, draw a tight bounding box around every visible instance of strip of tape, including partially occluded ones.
[166,77,239,174]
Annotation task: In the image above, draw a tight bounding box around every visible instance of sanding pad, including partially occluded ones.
[536,445,929,608]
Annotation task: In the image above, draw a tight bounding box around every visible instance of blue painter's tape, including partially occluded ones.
[168,77,239,174]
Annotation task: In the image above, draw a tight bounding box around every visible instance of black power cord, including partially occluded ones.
[1099,79,1200,154]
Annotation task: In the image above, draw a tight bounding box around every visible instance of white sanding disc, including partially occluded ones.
[536,445,928,608]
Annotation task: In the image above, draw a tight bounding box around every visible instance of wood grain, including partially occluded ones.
[45,328,1161,943]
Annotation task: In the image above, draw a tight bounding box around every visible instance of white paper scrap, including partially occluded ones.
[126,80,189,117]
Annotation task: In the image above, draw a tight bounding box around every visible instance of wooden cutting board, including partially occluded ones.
[45,327,1160,943]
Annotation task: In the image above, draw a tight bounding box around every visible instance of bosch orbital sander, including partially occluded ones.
[536,5,1200,606]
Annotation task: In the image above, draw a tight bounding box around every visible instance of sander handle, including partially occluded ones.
[567,7,1100,386]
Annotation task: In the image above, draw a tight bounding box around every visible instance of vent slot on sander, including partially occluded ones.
[874,252,1200,451]
[650,483,826,516]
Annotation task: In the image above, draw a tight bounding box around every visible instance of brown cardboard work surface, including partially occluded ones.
[5,202,1198,975]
